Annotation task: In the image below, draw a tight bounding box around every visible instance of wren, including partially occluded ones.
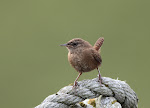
[60,37,104,87]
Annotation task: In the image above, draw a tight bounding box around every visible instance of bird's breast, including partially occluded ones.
[68,50,100,72]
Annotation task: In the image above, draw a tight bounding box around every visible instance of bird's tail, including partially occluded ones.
[93,37,104,51]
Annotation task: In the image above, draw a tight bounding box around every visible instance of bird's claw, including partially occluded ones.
[97,77,102,85]
[73,81,79,88]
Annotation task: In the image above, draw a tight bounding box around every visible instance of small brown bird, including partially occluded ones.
[60,37,104,87]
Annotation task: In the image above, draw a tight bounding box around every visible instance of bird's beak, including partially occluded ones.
[60,43,67,46]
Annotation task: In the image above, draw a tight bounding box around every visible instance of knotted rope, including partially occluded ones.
[35,77,138,108]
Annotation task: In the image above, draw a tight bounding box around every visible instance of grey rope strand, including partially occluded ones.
[35,77,138,108]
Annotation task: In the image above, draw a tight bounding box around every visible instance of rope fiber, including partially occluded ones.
[35,77,138,108]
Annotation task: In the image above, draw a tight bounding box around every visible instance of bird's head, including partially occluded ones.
[60,38,92,53]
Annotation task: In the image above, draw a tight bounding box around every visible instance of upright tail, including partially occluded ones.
[93,37,104,51]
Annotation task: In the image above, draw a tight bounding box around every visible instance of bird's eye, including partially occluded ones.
[67,42,78,47]
[72,43,78,46]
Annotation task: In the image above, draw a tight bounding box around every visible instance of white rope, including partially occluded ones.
[35,77,138,108]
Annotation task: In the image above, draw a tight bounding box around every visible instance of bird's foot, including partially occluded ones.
[72,81,79,89]
[97,77,103,86]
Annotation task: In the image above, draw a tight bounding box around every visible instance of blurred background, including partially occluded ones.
[0,0,149,107]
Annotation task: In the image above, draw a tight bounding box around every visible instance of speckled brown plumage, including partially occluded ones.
[61,37,104,87]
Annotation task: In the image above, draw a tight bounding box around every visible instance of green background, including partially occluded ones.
[0,0,149,107]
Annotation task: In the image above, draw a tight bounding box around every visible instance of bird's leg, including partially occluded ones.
[97,67,102,84]
[73,72,82,88]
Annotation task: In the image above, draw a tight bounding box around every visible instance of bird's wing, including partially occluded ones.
[91,49,102,64]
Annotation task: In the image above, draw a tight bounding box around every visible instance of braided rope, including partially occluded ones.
[35,77,138,108]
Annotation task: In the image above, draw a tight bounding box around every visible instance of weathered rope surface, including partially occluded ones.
[35,77,138,108]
